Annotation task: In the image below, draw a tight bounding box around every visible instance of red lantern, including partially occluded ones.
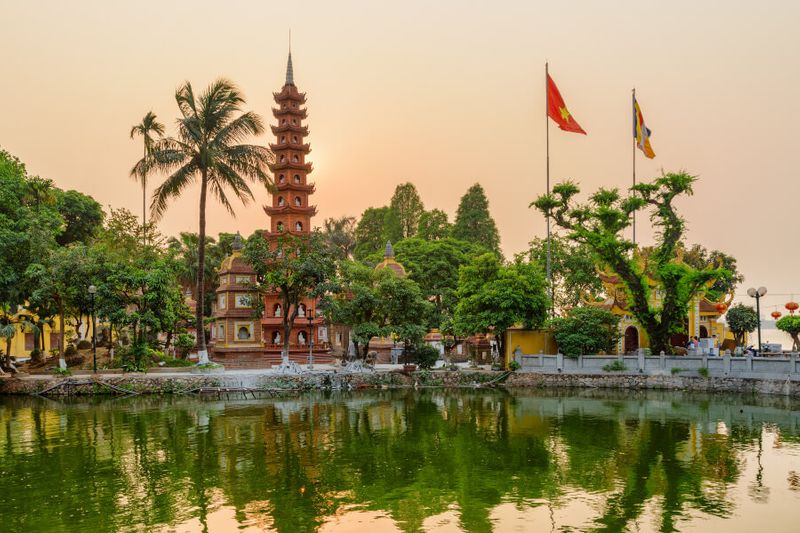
[786,301,799,315]
[771,311,782,320]
[715,303,727,314]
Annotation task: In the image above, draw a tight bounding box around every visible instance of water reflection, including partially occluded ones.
[0,390,798,532]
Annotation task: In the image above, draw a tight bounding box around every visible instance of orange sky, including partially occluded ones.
[2,0,798,311]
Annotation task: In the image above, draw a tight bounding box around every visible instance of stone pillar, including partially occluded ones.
[791,352,797,374]
[660,352,666,370]
[556,352,564,372]
[578,355,584,369]
[747,353,754,372]
[723,353,731,375]
[638,351,645,373]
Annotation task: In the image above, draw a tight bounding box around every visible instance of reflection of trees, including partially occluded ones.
[0,392,794,533]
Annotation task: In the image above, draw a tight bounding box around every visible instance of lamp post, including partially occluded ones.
[307,312,314,370]
[88,284,97,373]
[747,286,767,355]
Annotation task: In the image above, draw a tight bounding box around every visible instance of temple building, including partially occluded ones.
[210,51,331,366]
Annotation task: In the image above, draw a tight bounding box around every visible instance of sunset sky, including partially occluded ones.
[2,0,798,312]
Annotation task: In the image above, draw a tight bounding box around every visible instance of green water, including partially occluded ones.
[1,390,799,533]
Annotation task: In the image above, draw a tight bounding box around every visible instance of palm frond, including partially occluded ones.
[150,163,198,220]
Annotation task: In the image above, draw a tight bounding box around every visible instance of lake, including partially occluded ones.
[1,389,799,532]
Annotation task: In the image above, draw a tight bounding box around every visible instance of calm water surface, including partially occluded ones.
[1,389,799,532]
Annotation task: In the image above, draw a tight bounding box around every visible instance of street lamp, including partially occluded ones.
[747,286,767,355]
[88,284,97,373]
[307,311,314,370]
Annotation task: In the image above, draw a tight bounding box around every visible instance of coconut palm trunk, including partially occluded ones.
[196,173,209,363]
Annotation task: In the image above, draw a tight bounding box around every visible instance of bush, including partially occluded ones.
[76,339,92,350]
[671,367,684,375]
[602,360,627,372]
[508,360,521,372]
[698,367,709,378]
[64,344,78,357]
[414,344,440,370]
[53,367,71,376]
[118,343,151,373]
[174,333,195,358]
[549,307,621,357]
[161,358,194,368]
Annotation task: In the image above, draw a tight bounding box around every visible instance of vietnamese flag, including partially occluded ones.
[547,74,586,134]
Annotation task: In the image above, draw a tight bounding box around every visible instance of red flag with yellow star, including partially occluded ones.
[547,74,586,134]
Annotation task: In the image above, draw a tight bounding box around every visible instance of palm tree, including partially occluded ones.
[134,79,272,364]
[129,111,165,243]
[322,216,357,260]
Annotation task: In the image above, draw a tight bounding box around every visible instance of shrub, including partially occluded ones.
[65,354,85,367]
[508,360,521,372]
[64,344,78,357]
[174,333,195,358]
[53,367,71,376]
[671,367,683,375]
[698,367,709,378]
[161,358,194,368]
[76,339,92,350]
[602,360,627,372]
[414,344,440,370]
[549,307,621,358]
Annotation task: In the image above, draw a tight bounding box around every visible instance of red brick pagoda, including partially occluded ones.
[210,51,332,368]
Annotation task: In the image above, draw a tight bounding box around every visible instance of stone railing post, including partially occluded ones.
[578,355,584,369]
[638,350,645,373]
[723,353,731,375]
[556,352,564,372]
[660,351,666,370]
[790,352,797,374]
[538,351,544,368]
[747,353,754,372]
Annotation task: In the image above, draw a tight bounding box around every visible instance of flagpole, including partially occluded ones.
[546,62,553,317]
[632,87,636,246]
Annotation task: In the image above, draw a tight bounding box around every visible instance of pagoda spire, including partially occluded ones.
[285,52,294,86]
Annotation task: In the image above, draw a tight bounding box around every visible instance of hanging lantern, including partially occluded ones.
[771,311,782,320]
[715,303,727,314]
[786,301,799,315]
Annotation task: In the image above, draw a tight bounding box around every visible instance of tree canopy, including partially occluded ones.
[532,172,730,354]
[549,307,620,357]
[725,304,759,348]
[389,182,424,239]
[775,315,800,351]
[354,206,402,261]
[452,183,500,254]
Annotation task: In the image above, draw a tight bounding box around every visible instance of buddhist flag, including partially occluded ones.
[633,96,656,159]
[546,74,586,134]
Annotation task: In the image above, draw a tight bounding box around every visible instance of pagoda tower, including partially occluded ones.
[260,51,330,363]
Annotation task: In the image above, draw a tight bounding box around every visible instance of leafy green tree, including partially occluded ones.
[454,253,548,357]
[321,216,356,260]
[526,234,602,314]
[129,111,165,236]
[94,207,164,263]
[325,261,432,359]
[775,315,800,351]
[354,206,402,261]
[135,79,272,364]
[390,182,424,239]
[54,189,104,246]
[26,245,94,367]
[725,304,759,348]
[417,209,451,240]
[532,172,729,354]
[167,232,233,315]
[548,307,620,357]
[242,232,336,363]
[452,183,500,254]
[393,237,488,328]
[680,244,743,300]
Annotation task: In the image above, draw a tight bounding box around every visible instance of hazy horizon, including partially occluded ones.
[2,0,798,302]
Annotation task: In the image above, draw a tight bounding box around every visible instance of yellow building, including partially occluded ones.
[0,307,66,361]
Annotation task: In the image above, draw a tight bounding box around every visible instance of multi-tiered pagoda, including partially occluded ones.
[210,51,331,367]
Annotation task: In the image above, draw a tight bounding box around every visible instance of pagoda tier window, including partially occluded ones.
[293,174,301,183]
[295,221,303,231]
[277,222,285,232]
[298,331,308,345]
[272,331,281,344]
[280,136,286,143]
[281,119,286,125]
[279,154,285,163]
[292,119,297,125]
[278,196,285,206]
[274,304,282,317]
[294,196,302,206]
[292,155,299,163]
[278,174,285,183]
[292,135,298,143]
[298,303,306,317]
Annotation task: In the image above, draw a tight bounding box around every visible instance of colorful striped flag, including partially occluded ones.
[633,97,655,159]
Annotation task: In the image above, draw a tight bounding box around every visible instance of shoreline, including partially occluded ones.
[1,369,799,397]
